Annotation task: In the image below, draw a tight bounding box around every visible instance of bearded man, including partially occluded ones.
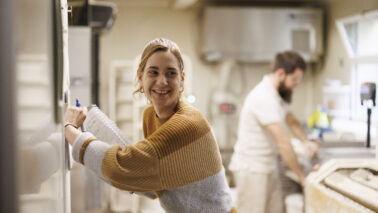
[229,51,319,213]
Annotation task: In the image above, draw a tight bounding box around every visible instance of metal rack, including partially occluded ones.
[108,59,147,213]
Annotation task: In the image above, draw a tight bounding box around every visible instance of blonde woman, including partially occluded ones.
[65,38,236,213]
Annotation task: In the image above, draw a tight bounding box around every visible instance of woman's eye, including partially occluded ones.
[148,70,158,75]
[167,71,177,77]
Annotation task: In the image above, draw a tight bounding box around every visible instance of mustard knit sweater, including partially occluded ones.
[72,100,235,213]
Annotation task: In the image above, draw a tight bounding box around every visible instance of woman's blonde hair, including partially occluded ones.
[134,38,184,94]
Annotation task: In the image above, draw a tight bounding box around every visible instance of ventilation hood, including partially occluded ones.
[201,7,324,62]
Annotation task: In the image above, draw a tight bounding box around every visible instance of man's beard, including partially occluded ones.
[278,81,292,103]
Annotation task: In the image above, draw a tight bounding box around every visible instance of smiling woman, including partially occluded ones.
[137,44,185,119]
[64,38,236,213]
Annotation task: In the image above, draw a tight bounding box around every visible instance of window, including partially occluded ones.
[336,9,378,122]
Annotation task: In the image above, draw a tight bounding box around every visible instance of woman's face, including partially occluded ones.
[139,50,184,113]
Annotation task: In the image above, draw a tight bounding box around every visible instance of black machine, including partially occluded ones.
[68,0,116,107]
[360,82,376,148]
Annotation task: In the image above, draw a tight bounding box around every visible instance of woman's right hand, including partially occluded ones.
[64,106,87,145]
[65,106,87,128]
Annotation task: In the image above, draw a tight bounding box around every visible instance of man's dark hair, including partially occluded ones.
[271,51,306,74]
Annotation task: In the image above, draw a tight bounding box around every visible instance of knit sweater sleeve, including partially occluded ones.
[71,131,163,192]
[100,106,163,192]
[101,140,163,192]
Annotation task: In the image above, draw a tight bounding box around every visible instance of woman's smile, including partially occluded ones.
[152,89,170,95]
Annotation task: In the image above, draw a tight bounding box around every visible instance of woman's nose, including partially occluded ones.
[157,75,168,85]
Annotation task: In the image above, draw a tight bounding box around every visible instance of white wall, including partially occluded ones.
[99,0,378,147]
[99,4,314,122]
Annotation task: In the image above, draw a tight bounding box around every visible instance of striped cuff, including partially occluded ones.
[72,132,96,162]
[72,132,111,181]
[79,137,97,165]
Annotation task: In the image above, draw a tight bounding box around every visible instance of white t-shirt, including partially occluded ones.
[229,75,289,174]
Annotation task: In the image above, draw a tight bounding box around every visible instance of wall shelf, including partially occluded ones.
[108,59,147,213]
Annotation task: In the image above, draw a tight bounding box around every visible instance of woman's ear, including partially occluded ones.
[179,71,185,93]
[138,73,143,86]
[181,71,185,82]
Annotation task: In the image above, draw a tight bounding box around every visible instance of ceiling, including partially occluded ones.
[203,0,332,7]
[95,0,333,8]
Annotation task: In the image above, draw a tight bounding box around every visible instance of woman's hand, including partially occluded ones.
[65,106,87,128]
[64,106,87,145]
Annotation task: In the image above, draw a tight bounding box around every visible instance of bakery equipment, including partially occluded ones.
[306,159,378,213]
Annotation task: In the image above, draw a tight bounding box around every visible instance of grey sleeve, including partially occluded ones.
[72,132,112,184]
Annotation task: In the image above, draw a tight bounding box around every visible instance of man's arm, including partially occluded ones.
[285,112,307,142]
[266,122,306,187]
[286,112,319,157]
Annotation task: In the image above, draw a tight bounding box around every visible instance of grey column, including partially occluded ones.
[0,0,17,212]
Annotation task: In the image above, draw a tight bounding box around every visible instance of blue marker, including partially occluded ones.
[76,98,81,107]
[75,98,86,132]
